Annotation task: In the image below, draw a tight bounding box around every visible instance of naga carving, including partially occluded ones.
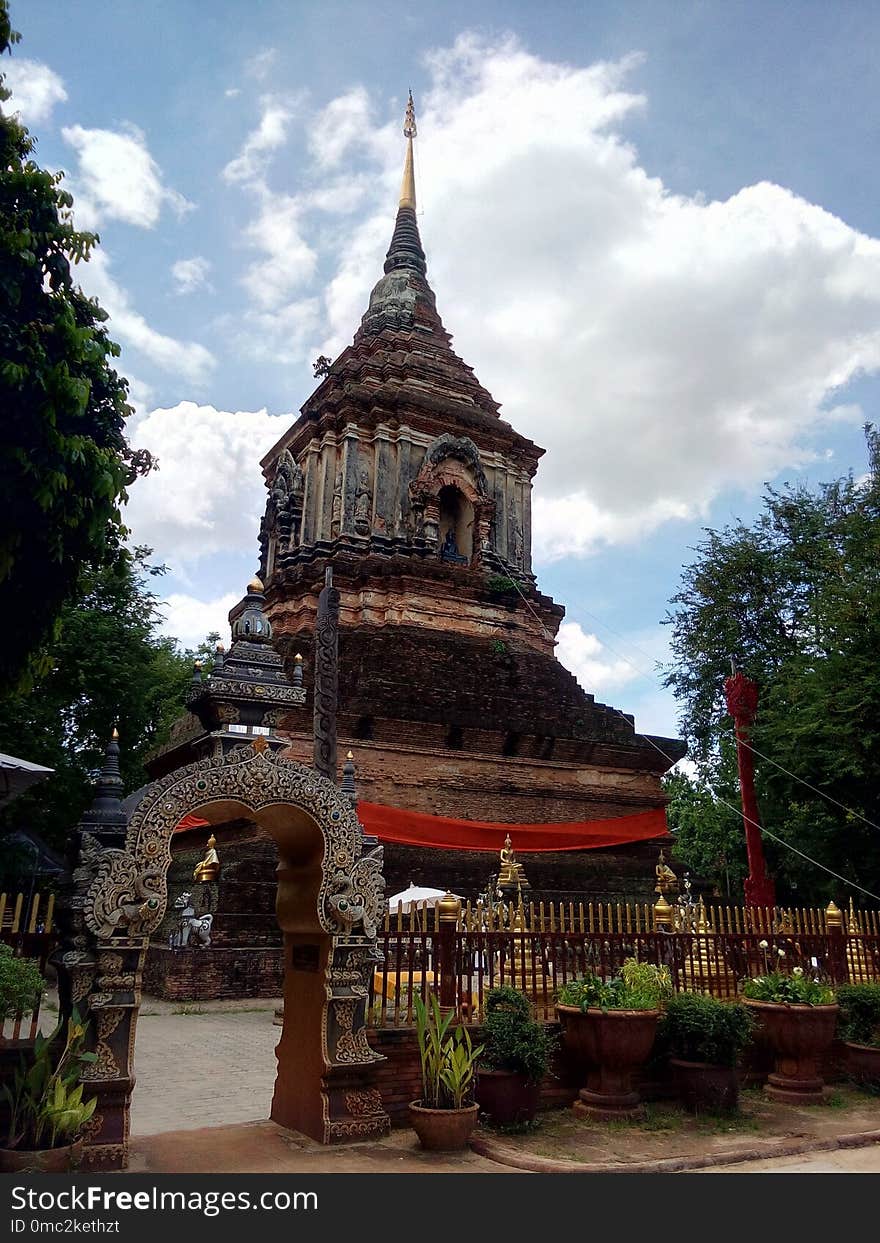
[325,845,384,940]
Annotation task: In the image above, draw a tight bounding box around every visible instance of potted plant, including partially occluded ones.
[477,986,555,1127]
[661,993,753,1113]
[742,969,838,1104]
[556,958,672,1119]
[409,992,483,1150]
[1,1012,98,1172]
[836,983,880,1087]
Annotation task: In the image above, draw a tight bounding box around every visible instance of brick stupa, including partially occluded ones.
[145,94,684,999]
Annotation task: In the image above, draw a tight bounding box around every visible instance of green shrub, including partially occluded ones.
[837,984,880,1047]
[482,986,555,1083]
[557,958,672,1012]
[486,575,516,595]
[660,994,754,1067]
[0,944,44,1022]
[742,969,835,1006]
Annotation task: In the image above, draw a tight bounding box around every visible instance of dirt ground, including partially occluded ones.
[479,1085,880,1169]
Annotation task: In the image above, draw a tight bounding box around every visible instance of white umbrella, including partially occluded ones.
[387,883,459,913]
[0,753,53,805]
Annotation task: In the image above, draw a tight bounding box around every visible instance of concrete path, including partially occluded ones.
[707,1146,880,1173]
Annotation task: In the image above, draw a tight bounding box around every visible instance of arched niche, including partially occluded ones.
[438,484,474,562]
[58,743,389,1168]
[410,434,495,563]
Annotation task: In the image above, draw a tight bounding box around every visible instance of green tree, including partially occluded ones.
[0,4,151,693]
[663,762,747,896]
[665,427,880,902]
[0,549,206,853]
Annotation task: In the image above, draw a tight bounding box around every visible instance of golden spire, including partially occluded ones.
[398,89,417,210]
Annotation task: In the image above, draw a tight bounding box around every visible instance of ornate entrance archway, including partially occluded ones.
[55,741,389,1169]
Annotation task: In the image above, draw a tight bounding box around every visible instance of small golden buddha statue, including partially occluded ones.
[496,833,530,897]
[193,834,220,883]
[654,849,678,895]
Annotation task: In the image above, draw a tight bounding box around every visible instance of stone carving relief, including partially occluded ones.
[260,448,305,575]
[331,472,343,537]
[354,468,373,535]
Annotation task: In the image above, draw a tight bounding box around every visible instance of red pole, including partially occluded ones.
[724,668,776,907]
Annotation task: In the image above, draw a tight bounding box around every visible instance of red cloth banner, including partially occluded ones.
[356,801,668,853]
[173,802,668,852]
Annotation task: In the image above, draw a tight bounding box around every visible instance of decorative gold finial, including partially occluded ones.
[247,574,264,594]
[347,750,354,761]
[294,652,303,664]
[111,726,119,740]
[404,89,417,139]
[399,89,417,210]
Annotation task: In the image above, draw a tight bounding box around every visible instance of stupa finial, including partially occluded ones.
[398,90,417,210]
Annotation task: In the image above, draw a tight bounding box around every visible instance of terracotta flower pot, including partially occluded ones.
[0,1139,83,1174]
[669,1057,739,1114]
[557,1004,659,1120]
[408,1101,479,1151]
[744,999,839,1105]
[844,1040,880,1088]
[477,1068,541,1127]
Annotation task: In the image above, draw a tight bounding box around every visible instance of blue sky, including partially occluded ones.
[7,1,880,741]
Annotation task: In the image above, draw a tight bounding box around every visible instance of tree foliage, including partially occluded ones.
[0,4,151,692]
[664,427,880,902]
[0,549,212,854]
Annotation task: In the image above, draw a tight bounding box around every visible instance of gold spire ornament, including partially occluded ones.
[399,89,417,210]
[193,834,220,883]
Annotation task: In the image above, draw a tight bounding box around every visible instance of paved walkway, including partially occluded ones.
[112,1000,880,1173]
[131,1002,281,1136]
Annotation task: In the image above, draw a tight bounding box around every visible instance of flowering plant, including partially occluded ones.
[742,970,835,1006]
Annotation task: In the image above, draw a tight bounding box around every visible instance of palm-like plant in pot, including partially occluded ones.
[556,958,672,1119]
[477,986,555,1127]
[410,992,483,1150]
[1,1011,98,1172]
[661,994,753,1113]
[742,969,838,1104]
[836,983,880,1088]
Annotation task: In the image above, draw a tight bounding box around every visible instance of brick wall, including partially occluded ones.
[144,945,284,1000]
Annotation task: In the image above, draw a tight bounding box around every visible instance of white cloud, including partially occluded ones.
[61,123,193,228]
[222,94,300,183]
[245,49,278,81]
[3,58,67,125]
[172,256,212,295]
[123,402,290,565]
[157,591,240,649]
[241,191,317,309]
[78,251,215,384]
[555,621,640,696]
[225,87,242,99]
[298,35,880,560]
[308,87,373,169]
